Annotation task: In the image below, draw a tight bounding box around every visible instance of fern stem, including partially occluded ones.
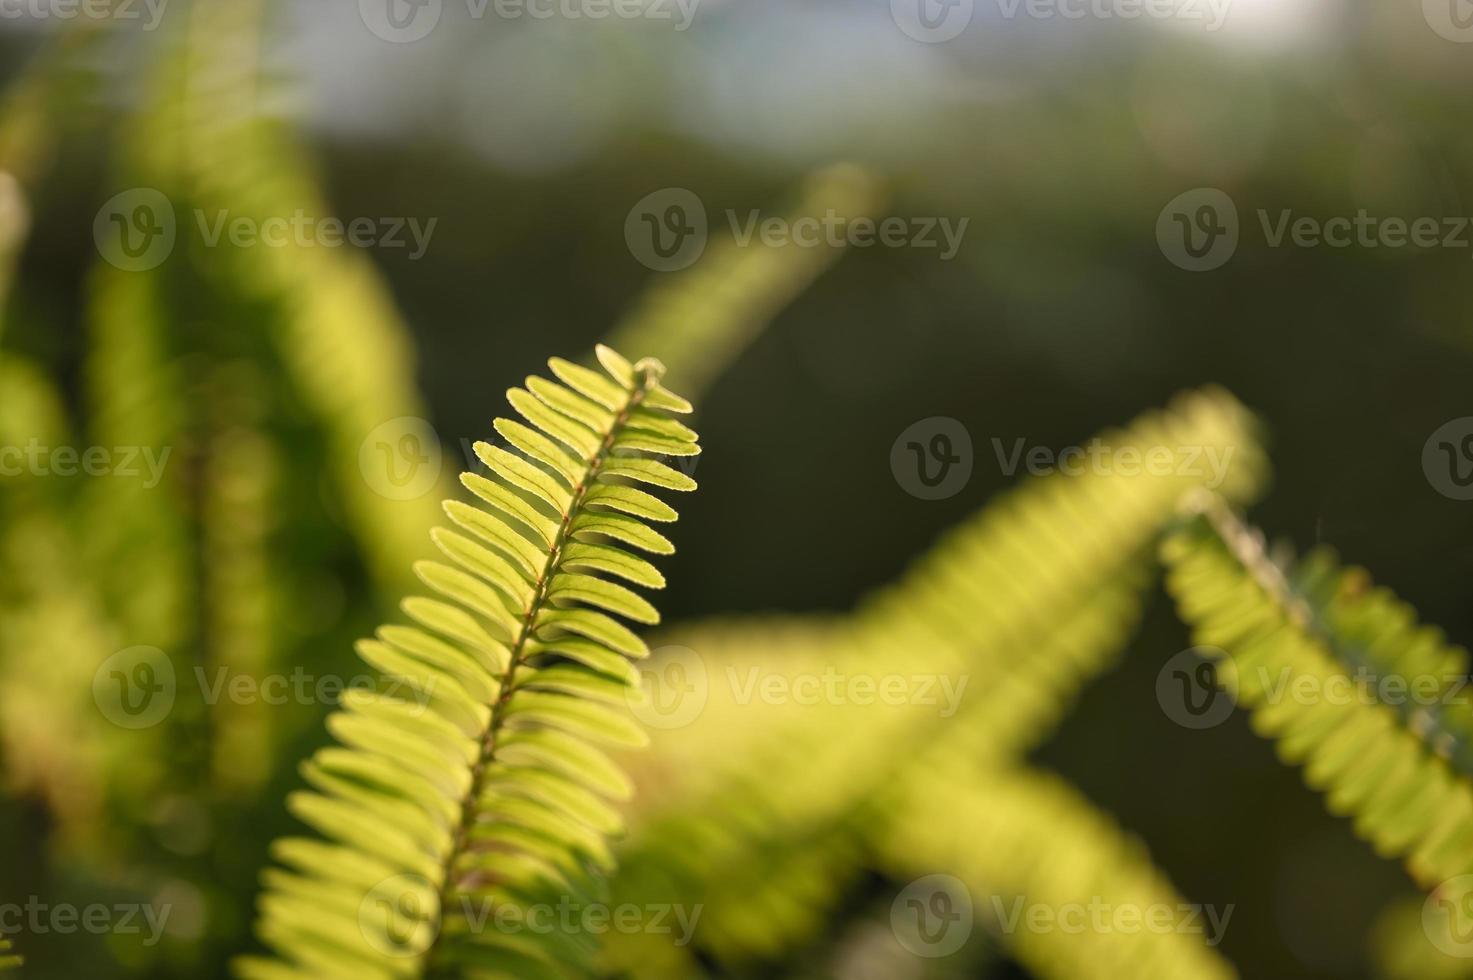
[424,365,657,971]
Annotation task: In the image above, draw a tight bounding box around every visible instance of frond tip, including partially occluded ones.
[236,344,700,980]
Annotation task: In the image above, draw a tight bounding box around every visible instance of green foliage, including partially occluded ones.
[1163,496,1473,891]
[602,388,1266,975]
[881,766,1235,980]
[235,346,700,980]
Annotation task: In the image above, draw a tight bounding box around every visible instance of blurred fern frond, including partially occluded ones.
[880,766,1237,980]
[1162,495,1473,891]
[603,388,1267,973]
[237,346,699,980]
[0,937,19,970]
[608,163,882,398]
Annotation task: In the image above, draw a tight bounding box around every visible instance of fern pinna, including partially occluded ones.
[236,345,699,980]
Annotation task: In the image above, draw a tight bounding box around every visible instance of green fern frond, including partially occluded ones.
[237,345,699,980]
[1162,494,1473,890]
[129,0,449,592]
[880,766,1237,980]
[604,388,1266,972]
[608,163,882,397]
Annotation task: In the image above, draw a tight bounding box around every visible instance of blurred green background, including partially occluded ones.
[2,1,1473,977]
